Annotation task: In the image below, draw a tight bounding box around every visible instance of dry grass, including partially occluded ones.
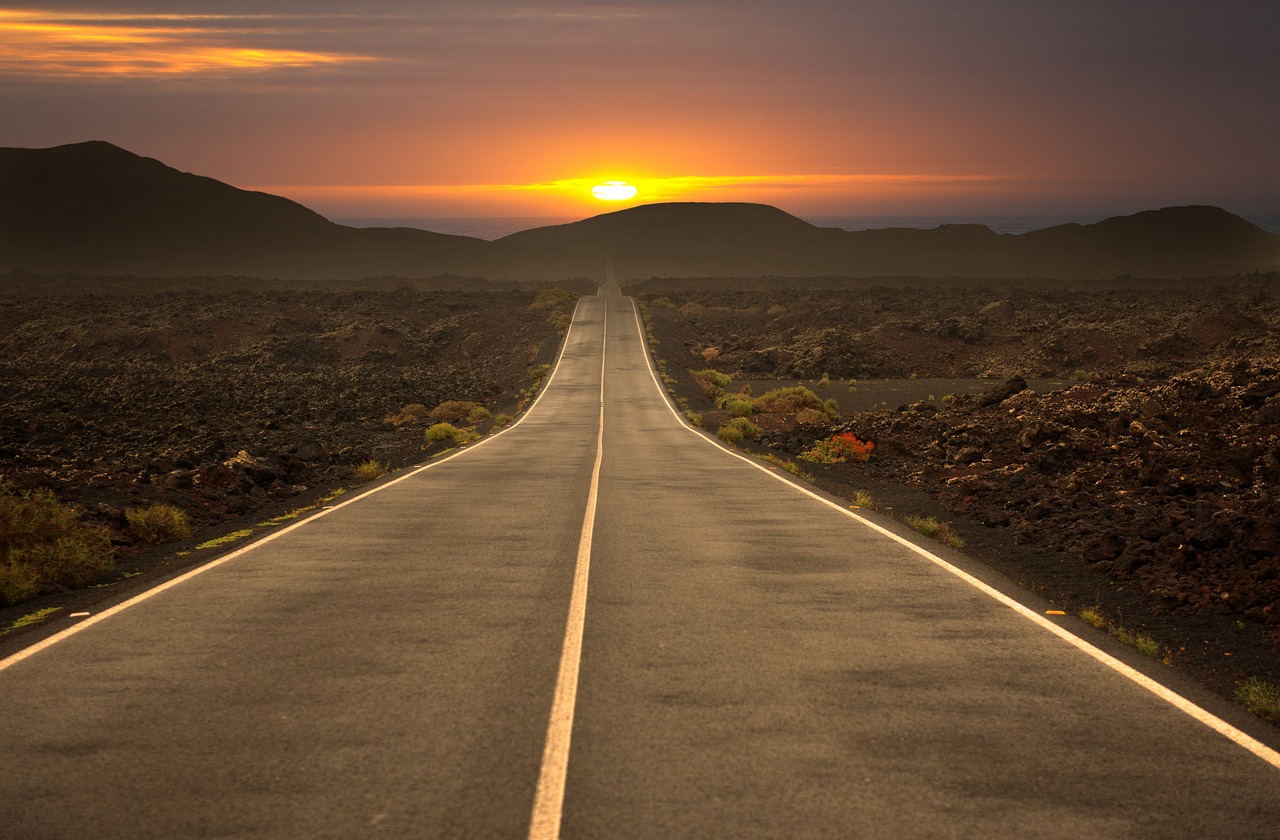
[0,483,115,605]
[126,503,192,544]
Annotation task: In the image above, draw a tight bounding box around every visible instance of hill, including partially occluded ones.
[2,142,1277,280]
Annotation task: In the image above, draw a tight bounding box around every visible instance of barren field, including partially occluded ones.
[0,274,587,629]
[632,274,1280,714]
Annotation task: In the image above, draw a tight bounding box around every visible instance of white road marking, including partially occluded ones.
[528,297,608,840]
[629,298,1280,772]
[0,298,590,674]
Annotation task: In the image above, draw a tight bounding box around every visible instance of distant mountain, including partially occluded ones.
[0,141,488,278]
[2,141,1277,280]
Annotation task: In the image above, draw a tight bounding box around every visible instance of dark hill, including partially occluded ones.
[0,141,489,278]
[2,142,1277,280]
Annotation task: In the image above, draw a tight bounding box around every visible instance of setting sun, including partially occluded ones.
[591,181,638,201]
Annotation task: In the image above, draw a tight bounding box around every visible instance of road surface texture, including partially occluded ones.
[2,284,1279,839]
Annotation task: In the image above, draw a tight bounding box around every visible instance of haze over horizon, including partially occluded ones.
[2,1,1276,220]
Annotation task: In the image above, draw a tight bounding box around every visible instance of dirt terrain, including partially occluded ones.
[632,274,1280,713]
[0,273,587,629]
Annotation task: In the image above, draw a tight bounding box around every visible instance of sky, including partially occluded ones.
[1,1,1278,221]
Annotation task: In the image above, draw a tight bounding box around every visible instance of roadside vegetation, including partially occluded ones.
[904,514,966,549]
[0,483,115,605]
[125,503,192,544]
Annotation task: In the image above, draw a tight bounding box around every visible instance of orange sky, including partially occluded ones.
[1,2,1277,220]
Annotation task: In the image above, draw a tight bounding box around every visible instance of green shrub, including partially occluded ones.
[754,386,834,416]
[717,416,760,443]
[493,413,514,427]
[691,369,732,389]
[466,406,492,424]
[424,422,461,443]
[717,424,745,443]
[724,399,755,417]
[126,503,193,544]
[352,460,389,482]
[429,400,487,424]
[686,411,703,427]
[0,484,115,605]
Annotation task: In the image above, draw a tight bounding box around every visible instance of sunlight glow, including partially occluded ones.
[591,181,638,201]
[0,10,370,77]
[251,172,1008,217]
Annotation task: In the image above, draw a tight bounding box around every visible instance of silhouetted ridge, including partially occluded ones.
[2,142,1277,280]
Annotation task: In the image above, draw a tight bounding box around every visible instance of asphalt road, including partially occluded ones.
[2,285,1279,839]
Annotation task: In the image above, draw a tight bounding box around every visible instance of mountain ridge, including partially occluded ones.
[2,142,1277,280]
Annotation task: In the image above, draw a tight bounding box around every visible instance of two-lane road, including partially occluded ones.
[2,286,1278,838]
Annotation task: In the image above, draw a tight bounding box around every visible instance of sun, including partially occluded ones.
[591,180,638,201]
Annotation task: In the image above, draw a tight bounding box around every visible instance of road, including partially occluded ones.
[2,285,1279,839]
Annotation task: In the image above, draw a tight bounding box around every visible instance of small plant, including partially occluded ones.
[756,453,816,482]
[126,503,193,544]
[0,483,115,605]
[1073,369,1092,382]
[1079,607,1106,629]
[724,398,755,417]
[904,515,965,548]
[455,428,482,445]
[691,368,732,389]
[1,606,61,635]
[428,400,488,424]
[716,417,760,444]
[851,489,874,508]
[754,386,834,416]
[493,413,514,427]
[195,529,253,551]
[847,378,858,393]
[817,373,831,388]
[1236,676,1280,721]
[466,406,492,424]
[794,408,830,426]
[385,403,430,425]
[686,411,703,427]
[353,460,388,482]
[800,432,874,464]
[424,422,461,443]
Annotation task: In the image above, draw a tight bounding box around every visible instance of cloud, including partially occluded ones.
[0,9,375,78]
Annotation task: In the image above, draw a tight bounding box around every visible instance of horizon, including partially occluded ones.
[2,3,1277,219]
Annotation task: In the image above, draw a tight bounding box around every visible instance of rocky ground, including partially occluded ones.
[0,273,587,626]
[632,274,1280,715]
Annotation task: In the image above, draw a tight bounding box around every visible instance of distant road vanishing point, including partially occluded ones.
[2,284,1279,839]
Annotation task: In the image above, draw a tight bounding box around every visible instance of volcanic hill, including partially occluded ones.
[3,141,1278,280]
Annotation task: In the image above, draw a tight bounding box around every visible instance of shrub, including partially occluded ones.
[686,411,703,427]
[466,406,492,424]
[904,514,965,548]
[724,399,755,417]
[817,373,830,388]
[424,422,461,443]
[801,432,874,463]
[352,460,388,482]
[717,424,745,443]
[691,369,732,389]
[428,400,487,424]
[385,403,430,425]
[754,386,833,416]
[794,408,829,426]
[0,484,115,605]
[493,413,514,427]
[530,287,572,310]
[852,489,874,508]
[126,503,192,544]
[717,416,760,443]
